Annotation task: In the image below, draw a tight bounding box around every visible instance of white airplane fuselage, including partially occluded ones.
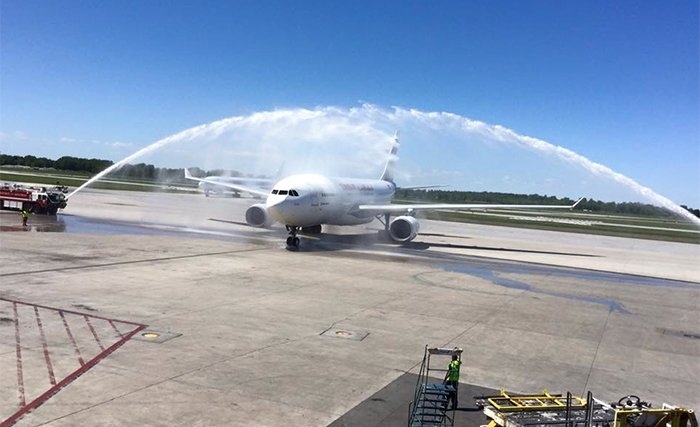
[186,133,579,250]
[265,174,395,227]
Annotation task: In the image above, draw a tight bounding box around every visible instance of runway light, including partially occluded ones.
[142,332,160,339]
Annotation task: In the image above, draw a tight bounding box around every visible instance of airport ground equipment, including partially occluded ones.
[408,346,463,427]
[478,390,697,427]
[0,184,67,215]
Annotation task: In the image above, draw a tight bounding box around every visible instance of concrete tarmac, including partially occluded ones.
[0,189,698,426]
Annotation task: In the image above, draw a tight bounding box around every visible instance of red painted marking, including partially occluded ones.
[60,311,85,366]
[34,307,56,386]
[109,319,124,338]
[3,323,146,427]
[84,315,105,351]
[1,297,147,427]
[3,299,144,327]
[13,302,26,407]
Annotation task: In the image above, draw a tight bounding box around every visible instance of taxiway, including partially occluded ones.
[0,189,698,426]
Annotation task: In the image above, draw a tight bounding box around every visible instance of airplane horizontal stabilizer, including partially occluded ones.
[183,169,271,197]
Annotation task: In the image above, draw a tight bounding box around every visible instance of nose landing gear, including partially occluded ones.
[285,226,300,250]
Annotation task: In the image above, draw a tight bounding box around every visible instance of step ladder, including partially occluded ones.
[408,346,463,427]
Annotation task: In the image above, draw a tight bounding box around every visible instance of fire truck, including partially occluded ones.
[0,185,68,215]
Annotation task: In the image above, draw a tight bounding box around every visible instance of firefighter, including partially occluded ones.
[443,354,462,409]
[20,208,30,227]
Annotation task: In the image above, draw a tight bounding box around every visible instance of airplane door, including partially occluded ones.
[311,193,320,209]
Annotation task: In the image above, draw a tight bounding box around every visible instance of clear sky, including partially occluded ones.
[1,1,698,208]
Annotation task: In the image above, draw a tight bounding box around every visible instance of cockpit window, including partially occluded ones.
[278,190,288,195]
[271,189,278,194]
[290,190,299,196]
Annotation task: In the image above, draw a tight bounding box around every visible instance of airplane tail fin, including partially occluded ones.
[380,131,399,183]
[184,168,194,180]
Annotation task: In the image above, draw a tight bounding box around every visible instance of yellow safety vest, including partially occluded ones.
[448,359,461,382]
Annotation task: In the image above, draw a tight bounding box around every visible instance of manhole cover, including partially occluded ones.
[320,327,369,341]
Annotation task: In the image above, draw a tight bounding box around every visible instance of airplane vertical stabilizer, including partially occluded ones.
[380,131,399,183]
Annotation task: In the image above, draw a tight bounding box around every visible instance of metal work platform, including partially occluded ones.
[408,346,463,427]
[478,390,698,427]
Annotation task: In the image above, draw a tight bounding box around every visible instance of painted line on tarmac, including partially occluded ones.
[0,247,269,278]
[33,306,57,386]
[1,298,147,427]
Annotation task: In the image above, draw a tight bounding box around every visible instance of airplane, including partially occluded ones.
[185,133,582,250]
[184,169,272,198]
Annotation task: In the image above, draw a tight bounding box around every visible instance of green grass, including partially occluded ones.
[0,169,196,192]
[0,171,88,187]
[424,210,699,244]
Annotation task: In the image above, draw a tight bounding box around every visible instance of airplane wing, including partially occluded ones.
[396,185,447,190]
[357,197,584,215]
[184,169,271,197]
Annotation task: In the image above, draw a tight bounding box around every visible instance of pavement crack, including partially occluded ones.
[0,247,269,278]
[582,309,612,395]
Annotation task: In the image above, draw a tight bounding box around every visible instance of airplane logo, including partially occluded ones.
[185,132,581,250]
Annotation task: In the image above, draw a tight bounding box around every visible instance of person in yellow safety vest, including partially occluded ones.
[20,209,30,227]
[443,354,461,410]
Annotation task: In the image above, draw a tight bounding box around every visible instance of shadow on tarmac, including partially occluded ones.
[328,372,494,427]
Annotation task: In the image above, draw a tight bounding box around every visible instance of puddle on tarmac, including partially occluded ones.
[0,211,280,251]
[0,211,184,236]
[434,261,697,314]
[0,212,66,232]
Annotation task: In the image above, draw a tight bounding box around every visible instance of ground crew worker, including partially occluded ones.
[443,354,461,409]
[20,209,30,227]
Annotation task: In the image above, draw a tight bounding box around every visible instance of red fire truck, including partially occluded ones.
[0,185,68,215]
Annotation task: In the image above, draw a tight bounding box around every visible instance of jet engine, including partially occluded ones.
[388,216,420,242]
[245,204,273,227]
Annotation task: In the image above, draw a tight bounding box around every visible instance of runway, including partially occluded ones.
[0,189,698,426]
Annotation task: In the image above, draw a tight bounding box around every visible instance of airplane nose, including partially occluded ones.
[266,196,285,209]
[266,196,289,222]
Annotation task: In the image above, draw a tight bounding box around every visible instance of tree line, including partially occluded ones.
[0,154,236,182]
[0,154,112,174]
[2,153,698,219]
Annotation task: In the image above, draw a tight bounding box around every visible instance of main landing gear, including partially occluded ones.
[285,225,300,250]
[376,212,391,242]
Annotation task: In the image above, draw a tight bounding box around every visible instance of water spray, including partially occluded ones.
[66,104,700,226]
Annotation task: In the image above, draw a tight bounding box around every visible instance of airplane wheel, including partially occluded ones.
[285,236,300,251]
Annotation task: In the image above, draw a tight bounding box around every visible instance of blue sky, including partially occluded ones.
[1,1,698,208]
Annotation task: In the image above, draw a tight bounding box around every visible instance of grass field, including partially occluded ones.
[3,167,698,244]
[422,209,699,244]
[0,169,195,192]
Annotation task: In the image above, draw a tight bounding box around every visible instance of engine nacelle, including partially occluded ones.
[388,216,420,243]
[245,204,273,228]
